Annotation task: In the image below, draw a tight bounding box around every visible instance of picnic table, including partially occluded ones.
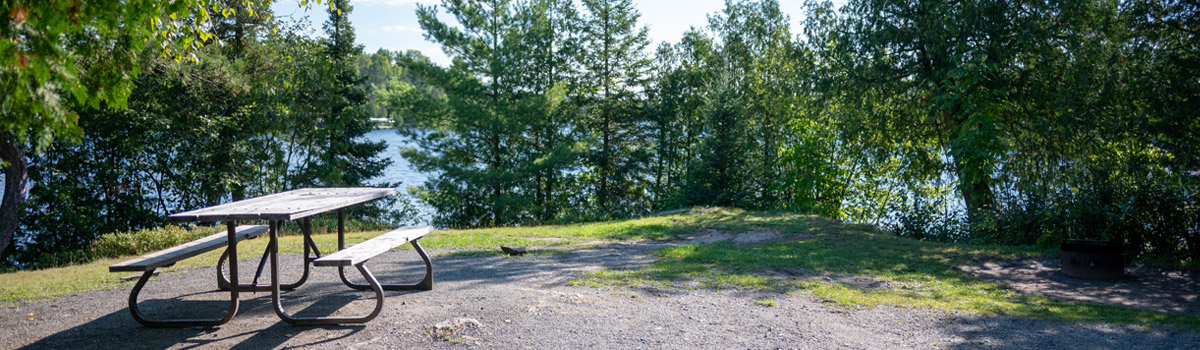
[109,187,436,327]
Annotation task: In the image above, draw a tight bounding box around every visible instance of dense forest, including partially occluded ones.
[1,0,1197,269]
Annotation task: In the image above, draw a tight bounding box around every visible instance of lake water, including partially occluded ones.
[363,129,430,189]
[362,129,436,222]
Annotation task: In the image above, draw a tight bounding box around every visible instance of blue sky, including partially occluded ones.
[271,0,833,66]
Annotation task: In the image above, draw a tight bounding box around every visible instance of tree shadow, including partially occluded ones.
[937,314,1200,349]
[964,258,1200,316]
[17,288,373,350]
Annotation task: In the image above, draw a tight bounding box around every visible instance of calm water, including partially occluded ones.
[362,129,435,222]
[363,129,430,189]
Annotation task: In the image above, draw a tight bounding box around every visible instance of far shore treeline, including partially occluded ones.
[1,0,1197,269]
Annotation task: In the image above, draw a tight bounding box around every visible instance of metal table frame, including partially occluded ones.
[125,221,244,327]
[142,187,432,327]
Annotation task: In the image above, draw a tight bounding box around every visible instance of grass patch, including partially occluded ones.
[0,257,134,303]
[754,298,777,307]
[571,210,1200,330]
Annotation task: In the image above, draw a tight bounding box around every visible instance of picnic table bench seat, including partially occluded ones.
[314,225,434,267]
[109,225,268,272]
[276,225,436,325]
[109,224,268,327]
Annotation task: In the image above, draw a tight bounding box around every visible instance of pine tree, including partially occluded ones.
[645,29,716,209]
[410,0,530,227]
[707,0,797,208]
[408,0,586,226]
[513,0,583,222]
[577,0,651,216]
[687,68,750,206]
[298,0,388,187]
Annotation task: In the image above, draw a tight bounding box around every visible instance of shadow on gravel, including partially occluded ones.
[962,258,1200,316]
[11,249,644,349]
[18,289,371,349]
[938,315,1199,349]
[416,247,659,291]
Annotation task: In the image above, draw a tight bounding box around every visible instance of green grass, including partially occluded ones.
[3,207,1198,330]
[571,210,1200,329]
[754,298,777,307]
[0,257,134,302]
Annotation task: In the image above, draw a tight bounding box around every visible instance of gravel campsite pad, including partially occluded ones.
[960,258,1200,316]
[3,243,1199,349]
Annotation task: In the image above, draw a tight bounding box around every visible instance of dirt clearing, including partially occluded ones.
[3,245,1198,349]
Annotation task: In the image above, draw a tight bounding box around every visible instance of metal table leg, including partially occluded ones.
[334,209,434,291]
[269,219,386,325]
[127,222,240,327]
[338,240,434,291]
[216,218,319,292]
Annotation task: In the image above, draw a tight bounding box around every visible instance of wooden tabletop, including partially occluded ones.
[168,187,396,222]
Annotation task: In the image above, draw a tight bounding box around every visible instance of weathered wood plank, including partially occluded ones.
[168,187,395,222]
[108,225,268,272]
[170,188,388,220]
[313,226,435,267]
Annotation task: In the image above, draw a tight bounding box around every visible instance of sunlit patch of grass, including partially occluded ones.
[416,210,726,250]
[568,268,673,290]
[0,257,132,303]
[571,213,1200,329]
[754,298,777,307]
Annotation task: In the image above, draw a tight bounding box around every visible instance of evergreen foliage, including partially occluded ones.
[303,0,389,187]
[577,0,652,216]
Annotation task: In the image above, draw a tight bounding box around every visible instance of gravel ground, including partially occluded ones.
[961,258,1200,316]
[3,242,1199,350]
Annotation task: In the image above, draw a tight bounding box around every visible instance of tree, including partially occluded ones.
[357,49,401,122]
[644,29,716,209]
[290,0,388,187]
[1123,0,1199,170]
[707,0,800,208]
[686,68,750,206]
[577,0,652,216]
[12,1,315,265]
[817,0,1072,222]
[410,0,532,227]
[511,0,585,222]
[0,0,249,257]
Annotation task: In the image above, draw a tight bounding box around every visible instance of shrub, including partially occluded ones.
[88,225,220,259]
[32,249,92,268]
[887,195,967,242]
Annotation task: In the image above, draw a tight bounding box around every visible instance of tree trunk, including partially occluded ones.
[0,131,28,256]
[599,110,610,212]
[951,150,996,222]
